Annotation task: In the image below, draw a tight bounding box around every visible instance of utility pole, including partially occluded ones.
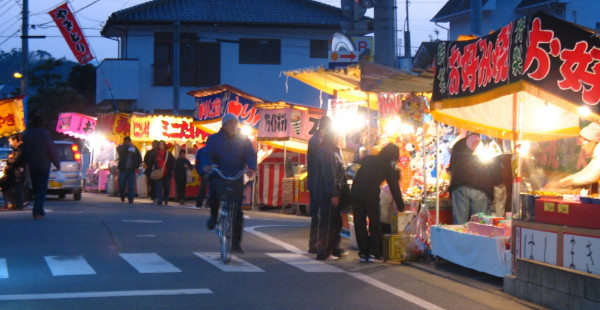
[172,21,180,115]
[21,0,28,97]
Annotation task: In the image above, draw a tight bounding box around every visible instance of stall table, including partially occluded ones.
[431,225,512,277]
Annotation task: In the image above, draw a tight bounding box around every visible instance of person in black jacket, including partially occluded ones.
[350,143,405,262]
[144,140,159,201]
[8,133,26,210]
[174,149,192,204]
[116,136,142,203]
[448,134,502,224]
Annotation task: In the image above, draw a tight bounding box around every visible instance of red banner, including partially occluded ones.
[49,3,94,64]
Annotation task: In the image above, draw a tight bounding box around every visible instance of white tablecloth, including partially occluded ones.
[430,225,512,277]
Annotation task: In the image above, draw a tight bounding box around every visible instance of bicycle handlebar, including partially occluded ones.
[209,166,247,180]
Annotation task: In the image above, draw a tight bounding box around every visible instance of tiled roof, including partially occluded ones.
[103,0,346,36]
[431,0,491,22]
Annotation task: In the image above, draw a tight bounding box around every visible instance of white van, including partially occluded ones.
[46,141,84,200]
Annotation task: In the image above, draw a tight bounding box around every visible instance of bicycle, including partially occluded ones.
[209,167,247,264]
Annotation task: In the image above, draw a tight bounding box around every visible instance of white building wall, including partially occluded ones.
[104,24,335,113]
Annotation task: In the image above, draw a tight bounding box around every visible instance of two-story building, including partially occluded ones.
[97,0,365,114]
[431,0,600,40]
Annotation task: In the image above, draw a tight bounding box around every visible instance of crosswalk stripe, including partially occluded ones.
[119,253,182,273]
[44,255,96,276]
[194,252,264,272]
[266,253,344,273]
[0,289,213,300]
[0,258,7,278]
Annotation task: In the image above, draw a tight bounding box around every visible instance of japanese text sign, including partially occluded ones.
[433,12,600,112]
[194,90,260,128]
[49,3,94,64]
[56,112,96,139]
[130,115,207,142]
[0,96,25,137]
[257,108,310,141]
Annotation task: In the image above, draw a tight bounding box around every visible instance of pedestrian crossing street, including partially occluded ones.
[0,252,344,279]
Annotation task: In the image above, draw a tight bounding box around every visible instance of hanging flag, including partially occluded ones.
[48,3,94,64]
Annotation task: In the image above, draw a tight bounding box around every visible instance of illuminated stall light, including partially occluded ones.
[578,106,592,117]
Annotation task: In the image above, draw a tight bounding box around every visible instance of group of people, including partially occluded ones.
[306,116,405,262]
[116,138,195,206]
[0,114,61,220]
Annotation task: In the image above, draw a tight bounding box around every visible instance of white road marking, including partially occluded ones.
[0,258,7,278]
[119,253,181,273]
[0,288,212,300]
[348,272,445,310]
[122,220,163,223]
[267,253,344,273]
[244,225,306,254]
[194,252,264,272]
[44,255,96,276]
[246,225,446,310]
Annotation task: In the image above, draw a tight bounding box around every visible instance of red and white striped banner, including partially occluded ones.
[258,163,284,207]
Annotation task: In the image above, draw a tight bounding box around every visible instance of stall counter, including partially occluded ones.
[431,225,512,277]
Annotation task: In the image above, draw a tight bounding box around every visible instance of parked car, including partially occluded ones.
[46,141,83,200]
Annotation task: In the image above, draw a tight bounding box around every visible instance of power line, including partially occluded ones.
[0,29,20,47]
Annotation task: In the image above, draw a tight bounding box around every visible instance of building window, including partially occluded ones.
[239,38,281,64]
[310,39,328,58]
[153,32,221,87]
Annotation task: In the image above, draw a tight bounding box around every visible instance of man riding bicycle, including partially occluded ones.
[201,113,257,253]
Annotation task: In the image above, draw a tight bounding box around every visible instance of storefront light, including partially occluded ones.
[578,106,592,117]
[474,141,501,163]
[240,125,252,137]
[333,113,365,134]
[86,134,110,147]
[384,116,401,135]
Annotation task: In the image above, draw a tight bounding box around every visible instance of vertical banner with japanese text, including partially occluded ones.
[49,3,94,64]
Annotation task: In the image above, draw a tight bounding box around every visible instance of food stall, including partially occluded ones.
[129,114,208,199]
[255,101,325,210]
[430,10,600,286]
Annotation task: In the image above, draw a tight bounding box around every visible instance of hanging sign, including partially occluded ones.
[0,96,25,137]
[130,115,207,142]
[378,93,405,117]
[194,90,260,128]
[56,112,96,139]
[257,108,310,141]
[48,3,94,64]
[433,12,600,112]
[95,112,131,144]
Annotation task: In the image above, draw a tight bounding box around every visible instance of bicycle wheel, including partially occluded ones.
[220,201,233,264]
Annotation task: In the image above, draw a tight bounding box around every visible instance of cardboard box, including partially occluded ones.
[383,233,410,261]
[535,198,600,229]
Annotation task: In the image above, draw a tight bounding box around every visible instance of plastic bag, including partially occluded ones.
[186,169,194,184]
[404,200,431,260]
[54,171,66,183]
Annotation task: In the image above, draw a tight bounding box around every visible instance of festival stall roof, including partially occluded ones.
[431,11,599,142]
[56,112,96,139]
[188,84,264,135]
[255,101,325,154]
[0,96,25,137]
[284,60,434,110]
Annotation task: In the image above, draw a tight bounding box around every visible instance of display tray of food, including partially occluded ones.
[534,197,600,230]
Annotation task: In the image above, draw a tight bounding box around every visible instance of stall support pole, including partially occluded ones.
[435,121,440,226]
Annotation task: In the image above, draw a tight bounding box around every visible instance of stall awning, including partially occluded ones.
[56,112,96,139]
[431,11,599,141]
[284,61,434,111]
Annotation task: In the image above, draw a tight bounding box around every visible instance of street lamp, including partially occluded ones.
[13,72,23,79]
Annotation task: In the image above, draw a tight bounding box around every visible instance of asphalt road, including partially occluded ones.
[0,193,545,310]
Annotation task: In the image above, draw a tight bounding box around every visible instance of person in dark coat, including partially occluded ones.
[448,134,502,224]
[306,116,331,254]
[0,153,17,210]
[8,133,26,209]
[200,113,257,253]
[144,140,159,201]
[174,149,192,204]
[152,140,175,205]
[23,114,60,220]
[350,143,405,262]
[116,136,142,203]
[311,122,345,261]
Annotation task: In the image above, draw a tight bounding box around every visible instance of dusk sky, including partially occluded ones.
[0,0,448,64]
